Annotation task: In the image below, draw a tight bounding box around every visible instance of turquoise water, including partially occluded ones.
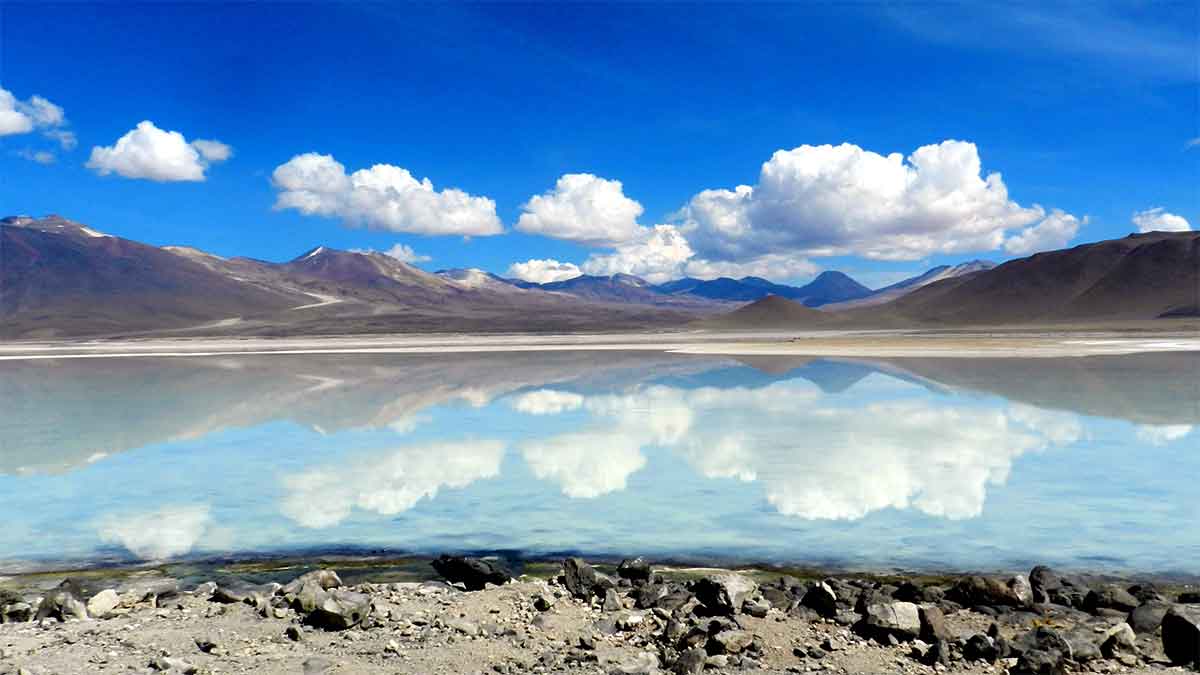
[0,350,1196,575]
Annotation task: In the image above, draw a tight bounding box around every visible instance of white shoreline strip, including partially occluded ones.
[0,334,1198,361]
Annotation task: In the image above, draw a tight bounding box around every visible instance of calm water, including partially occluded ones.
[1,350,1197,575]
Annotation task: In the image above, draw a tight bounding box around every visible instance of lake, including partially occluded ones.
[1,350,1196,576]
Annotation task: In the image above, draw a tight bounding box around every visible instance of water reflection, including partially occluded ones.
[0,351,1196,572]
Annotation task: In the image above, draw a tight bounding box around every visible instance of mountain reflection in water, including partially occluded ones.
[0,350,1196,574]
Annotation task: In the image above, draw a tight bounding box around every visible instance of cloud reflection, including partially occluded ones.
[97,504,217,560]
[279,440,505,528]
[516,380,1082,520]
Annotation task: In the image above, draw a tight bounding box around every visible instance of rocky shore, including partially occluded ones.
[2,556,1198,675]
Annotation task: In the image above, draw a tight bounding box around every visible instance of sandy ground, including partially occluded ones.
[1,329,1198,361]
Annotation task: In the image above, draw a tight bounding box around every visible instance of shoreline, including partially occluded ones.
[2,328,1200,361]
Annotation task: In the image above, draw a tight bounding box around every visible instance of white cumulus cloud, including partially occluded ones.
[1132,207,1191,233]
[87,120,232,182]
[1003,209,1084,254]
[352,243,432,264]
[190,138,233,163]
[272,152,502,237]
[507,258,582,284]
[0,87,74,160]
[13,148,55,165]
[581,225,696,284]
[517,173,644,246]
[678,140,1083,263]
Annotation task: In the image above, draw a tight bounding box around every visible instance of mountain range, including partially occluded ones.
[2,214,1196,338]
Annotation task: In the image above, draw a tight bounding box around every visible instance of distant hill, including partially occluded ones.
[697,295,830,330]
[654,270,873,307]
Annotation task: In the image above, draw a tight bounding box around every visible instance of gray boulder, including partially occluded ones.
[1128,600,1172,634]
[706,629,754,655]
[859,601,921,641]
[304,589,371,631]
[1162,605,1200,667]
[1083,585,1140,614]
[918,605,950,643]
[85,589,120,619]
[280,569,342,596]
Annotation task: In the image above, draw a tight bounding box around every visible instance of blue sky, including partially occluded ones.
[0,2,1195,287]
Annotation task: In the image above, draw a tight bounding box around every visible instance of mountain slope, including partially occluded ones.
[1,216,307,337]
[1,216,721,338]
[825,260,995,310]
[875,232,1199,324]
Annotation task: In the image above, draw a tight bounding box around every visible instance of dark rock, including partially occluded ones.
[656,589,694,613]
[1083,584,1140,614]
[949,575,1032,609]
[1063,628,1102,662]
[1028,566,1061,605]
[918,605,950,643]
[853,586,887,614]
[1010,627,1072,675]
[34,579,88,621]
[633,583,668,609]
[431,555,511,592]
[303,589,372,631]
[1099,622,1139,663]
[691,574,757,616]
[1162,605,1200,667]
[858,601,921,642]
[532,593,554,612]
[672,647,706,675]
[1128,583,1165,604]
[1178,591,1200,604]
[1128,600,1172,634]
[892,581,926,603]
[759,586,793,611]
[617,557,652,583]
[562,557,598,599]
[922,638,952,666]
[963,634,999,663]
[742,596,770,618]
[285,625,304,642]
[800,581,838,618]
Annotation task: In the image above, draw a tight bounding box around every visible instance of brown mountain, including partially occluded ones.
[875,231,1199,325]
[705,231,1199,329]
[0,215,307,337]
[0,215,715,339]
